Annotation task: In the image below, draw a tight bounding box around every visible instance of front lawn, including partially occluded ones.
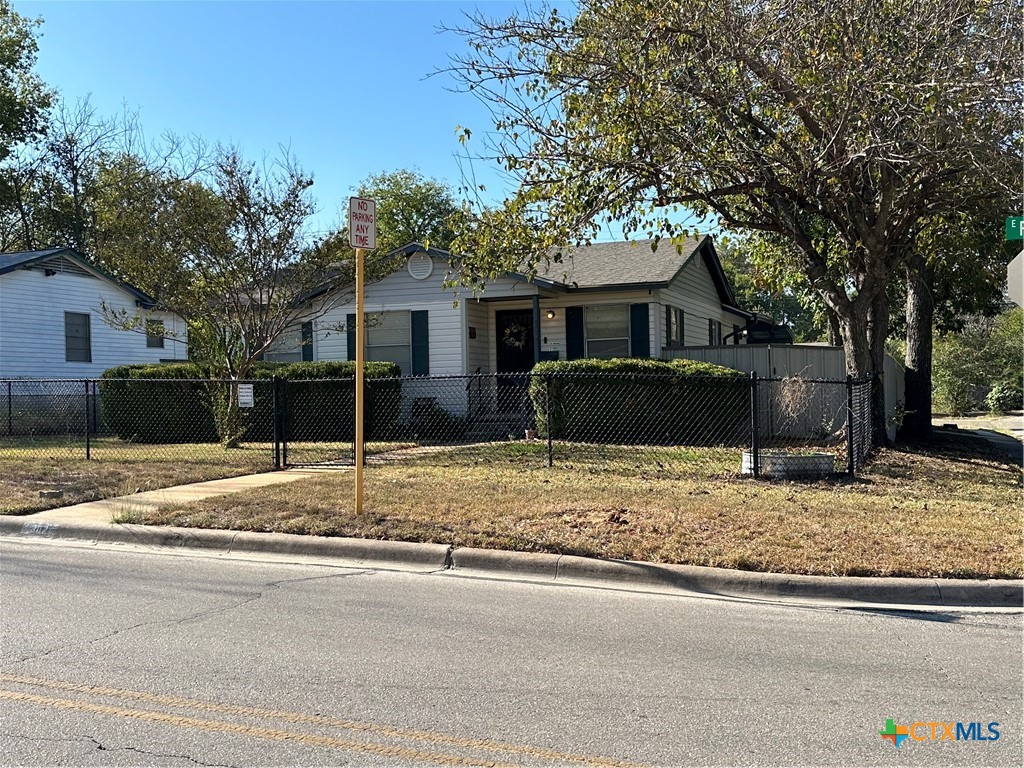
[125,435,1022,579]
[0,438,274,514]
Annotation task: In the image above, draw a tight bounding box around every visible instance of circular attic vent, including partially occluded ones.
[407,252,434,280]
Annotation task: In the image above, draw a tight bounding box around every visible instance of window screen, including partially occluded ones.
[367,311,412,374]
[146,319,165,348]
[585,305,629,359]
[65,312,91,363]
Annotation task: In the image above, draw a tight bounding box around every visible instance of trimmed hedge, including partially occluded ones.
[528,358,749,446]
[99,361,401,444]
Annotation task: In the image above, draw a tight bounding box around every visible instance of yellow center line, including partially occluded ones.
[0,688,518,768]
[0,673,646,768]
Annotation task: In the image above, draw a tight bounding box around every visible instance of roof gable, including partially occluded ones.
[0,247,157,308]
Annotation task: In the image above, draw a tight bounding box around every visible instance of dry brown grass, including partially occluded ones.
[138,434,1022,579]
[0,438,272,514]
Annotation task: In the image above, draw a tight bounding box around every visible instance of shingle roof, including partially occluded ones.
[0,248,70,274]
[534,237,705,289]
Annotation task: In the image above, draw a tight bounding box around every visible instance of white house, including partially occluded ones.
[267,235,759,376]
[0,248,187,378]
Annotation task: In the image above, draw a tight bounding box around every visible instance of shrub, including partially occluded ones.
[985,381,1022,415]
[99,361,401,444]
[528,358,748,445]
[409,401,468,442]
[265,362,402,442]
[99,364,218,443]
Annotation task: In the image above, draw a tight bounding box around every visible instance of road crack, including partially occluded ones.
[6,570,373,665]
[5,731,238,767]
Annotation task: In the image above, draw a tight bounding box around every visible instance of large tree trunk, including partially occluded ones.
[837,288,891,447]
[901,251,934,440]
[868,289,891,446]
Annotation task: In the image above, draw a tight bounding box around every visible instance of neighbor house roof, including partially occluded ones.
[0,247,157,308]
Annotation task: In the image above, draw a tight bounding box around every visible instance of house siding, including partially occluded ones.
[304,255,465,375]
[0,267,187,378]
[465,299,490,373]
[487,291,656,366]
[655,250,742,353]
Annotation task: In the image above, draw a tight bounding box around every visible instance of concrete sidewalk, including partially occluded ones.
[932,414,1024,467]
[27,468,339,524]
[2,461,1021,609]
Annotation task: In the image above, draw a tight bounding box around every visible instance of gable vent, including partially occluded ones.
[38,256,96,280]
[407,252,434,280]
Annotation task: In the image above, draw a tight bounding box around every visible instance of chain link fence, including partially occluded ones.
[3,372,877,482]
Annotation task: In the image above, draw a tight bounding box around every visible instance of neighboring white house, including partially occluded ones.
[267,235,760,376]
[0,248,187,378]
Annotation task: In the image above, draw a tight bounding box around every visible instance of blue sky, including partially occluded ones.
[17,0,529,236]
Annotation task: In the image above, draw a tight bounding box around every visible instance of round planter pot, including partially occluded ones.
[742,450,837,479]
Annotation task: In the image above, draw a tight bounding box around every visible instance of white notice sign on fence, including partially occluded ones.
[237,384,254,408]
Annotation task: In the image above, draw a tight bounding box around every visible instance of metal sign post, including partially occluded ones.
[349,197,376,515]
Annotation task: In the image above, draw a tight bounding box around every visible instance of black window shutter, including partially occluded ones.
[708,318,715,345]
[346,313,356,361]
[565,306,584,360]
[301,322,314,361]
[411,310,429,376]
[630,303,650,358]
[665,305,672,347]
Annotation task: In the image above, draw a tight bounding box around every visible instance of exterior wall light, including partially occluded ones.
[546,309,556,319]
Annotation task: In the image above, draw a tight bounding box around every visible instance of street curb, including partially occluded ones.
[2,517,1021,607]
[449,549,1024,608]
[0,517,450,571]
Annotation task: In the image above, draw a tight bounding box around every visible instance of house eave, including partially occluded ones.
[0,247,158,309]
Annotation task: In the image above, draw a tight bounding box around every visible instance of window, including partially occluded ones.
[585,304,629,359]
[64,312,91,363]
[367,311,412,373]
[146,319,164,348]
[264,325,303,363]
[265,321,315,363]
[708,319,723,345]
[666,306,684,348]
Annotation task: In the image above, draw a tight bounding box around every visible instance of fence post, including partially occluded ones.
[6,381,11,436]
[91,380,98,436]
[84,380,91,460]
[846,375,856,477]
[272,376,281,470]
[749,371,760,479]
[280,377,289,468]
[545,374,553,468]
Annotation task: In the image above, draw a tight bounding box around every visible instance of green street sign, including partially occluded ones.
[1007,216,1024,240]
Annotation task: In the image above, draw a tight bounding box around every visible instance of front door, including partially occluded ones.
[495,309,535,412]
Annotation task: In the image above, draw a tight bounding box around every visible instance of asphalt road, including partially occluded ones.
[1,540,1020,767]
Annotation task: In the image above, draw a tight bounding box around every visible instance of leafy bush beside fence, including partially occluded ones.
[528,358,749,445]
[99,361,402,443]
[99,364,216,443]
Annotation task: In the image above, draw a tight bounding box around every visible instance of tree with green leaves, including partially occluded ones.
[448,0,1021,442]
[0,0,53,245]
[98,148,352,446]
[718,235,838,344]
[0,0,51,161]
[354,169,463,255]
